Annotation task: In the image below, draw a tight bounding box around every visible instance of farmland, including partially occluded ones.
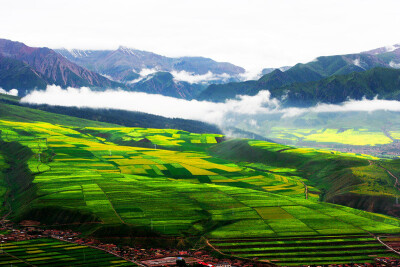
[266,127,392,146]
[1,104,400,265]
[211,234,394,266]
[0,238,134,266]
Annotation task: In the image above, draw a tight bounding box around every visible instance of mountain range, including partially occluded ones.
[2,38,400,104]
[198,44,400,104]
[56,46,245,84]
[0,39,122,95]
[0,38,246,98]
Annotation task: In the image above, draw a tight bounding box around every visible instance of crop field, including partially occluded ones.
[211,234,395,266]
[0,238,134,266]
[83,127,223,149]
[2,118,400,265]
[248,140,379,160]
[267,127,392,146]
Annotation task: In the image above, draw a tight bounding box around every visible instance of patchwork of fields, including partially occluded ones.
[266,127,393,146]
[1,119,400,265]
[0,238,134,266]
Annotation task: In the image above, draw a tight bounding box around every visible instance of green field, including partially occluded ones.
[0,238,134,266]
[212,234,394,266]
[1,100,400,265]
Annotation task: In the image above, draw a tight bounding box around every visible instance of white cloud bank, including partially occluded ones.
[20,86,279,123]
[282,97,400,118]
[171,70,232,84]
[389,61,400,69]
[20,85,400,125]
[0,88,18,96]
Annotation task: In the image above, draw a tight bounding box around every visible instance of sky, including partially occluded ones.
[1,0,400,72]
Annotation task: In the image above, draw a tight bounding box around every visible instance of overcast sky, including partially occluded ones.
[1,0,400,71]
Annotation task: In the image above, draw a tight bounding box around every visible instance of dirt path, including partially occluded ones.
[369,160,400,190]
[299,180,308,199]
[376,236,400,256]
[382,127,396,143]
[205,238,276,266]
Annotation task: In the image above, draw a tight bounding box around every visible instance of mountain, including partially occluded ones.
[199,48,396,102]
[0,39,122,95]
[0,55,47,90]
[261,66,291,75]
[274,67,400,106]
[56,46,245,84]
[199,67,400,105]
[130,71,203,99]
[362,44,400,70]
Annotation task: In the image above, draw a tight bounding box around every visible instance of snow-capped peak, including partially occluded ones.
[66,48,92,58]
[118,46,139,56]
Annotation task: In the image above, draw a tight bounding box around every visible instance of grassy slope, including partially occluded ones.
[0,101,119,128]
[209,139,400,217]
[198,67,400,105]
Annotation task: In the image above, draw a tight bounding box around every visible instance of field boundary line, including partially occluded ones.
[0,248,36,266]
[51,236,145,266]
[96,182,126,224]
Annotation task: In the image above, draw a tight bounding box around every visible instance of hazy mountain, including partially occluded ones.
[130,71,204,99]
[261,66,291,75]
[0,39,122,95]
[274,67,400,106]
[56,46,245,84]
[199,47,397,102]
[362,44,400,69]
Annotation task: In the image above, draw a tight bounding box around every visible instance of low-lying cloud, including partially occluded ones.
[0,88,18,96]
[171,70,231,84]
[20,85,279,123]
[20,85,400,126]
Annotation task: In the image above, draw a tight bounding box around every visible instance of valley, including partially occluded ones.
[1,99,400,265]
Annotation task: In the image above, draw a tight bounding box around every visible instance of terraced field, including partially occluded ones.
[211,234,393,266]
[0,238,134,266]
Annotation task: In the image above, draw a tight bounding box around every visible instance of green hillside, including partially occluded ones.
[1,102,400,265]
[199,67,400,105]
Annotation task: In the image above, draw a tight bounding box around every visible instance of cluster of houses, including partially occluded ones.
[0,221,263,266]
[1,221,400,266]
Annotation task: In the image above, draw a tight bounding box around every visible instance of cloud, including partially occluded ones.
[352,58,364,69]
[20,86,280,124]
[20,86,400,127]
[128,68,159,84]
[138,68,159,77]
[238,69,263,81]
[0,88,18,96]
[170,70,231,84]
[281,97,400,117]
[389,61,400,69]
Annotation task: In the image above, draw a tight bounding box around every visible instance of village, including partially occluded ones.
[0,220,399,267]
[0,220,266,267]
